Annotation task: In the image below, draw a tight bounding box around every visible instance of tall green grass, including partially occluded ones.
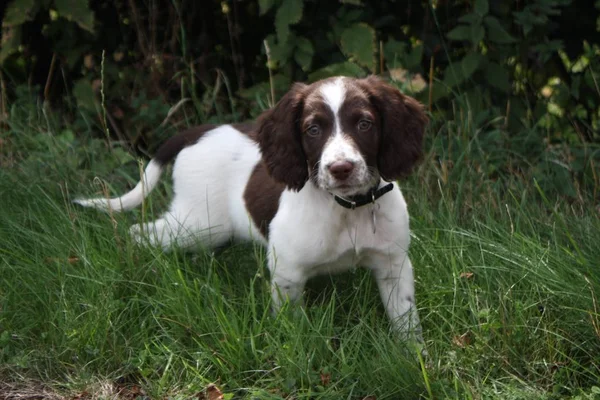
[1,97,599,399]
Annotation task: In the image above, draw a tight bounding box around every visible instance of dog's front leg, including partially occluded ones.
[267,250,308,312]
[367,252,423,343]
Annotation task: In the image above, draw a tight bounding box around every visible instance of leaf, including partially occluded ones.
[404,44,423,69]
[308,61,366,81]
[54,0,94,32]
[447,25,471,41]
[320,371,331,386]
[294,36,314,71]
[474,0,489,16]
[383,38,407,69]
[485,62,510,92]
[340,23,376,71]
[73,79,97,111]
[461,53,482,78]
[2,0,37,27]
[0,26,22,64]
[452,332,472,348]
[484,16,516,43]
[259,0,275,15]
[205,383,224,400]
[275,0,303,44]
[112,148,135,166]
[458,12,481,24]
[264,34,294,68]
[443,53,482,87]
[471,23,485,44]
[238,74,291,100]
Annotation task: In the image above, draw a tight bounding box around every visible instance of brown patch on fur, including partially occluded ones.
[154,124,218,165]
[232,122,256,138]
[154,122,257,166]
[255,83,309,191]
[357,76,428,181]
[243,162,285,238]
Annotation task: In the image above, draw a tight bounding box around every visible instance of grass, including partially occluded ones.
[1,100,600,399]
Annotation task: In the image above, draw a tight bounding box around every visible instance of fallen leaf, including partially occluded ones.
[320,371,331,386]
[460,272,474,279]
[452,332,472,348]
[205,383,224,400]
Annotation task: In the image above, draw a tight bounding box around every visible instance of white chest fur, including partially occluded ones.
[267,182,411,278]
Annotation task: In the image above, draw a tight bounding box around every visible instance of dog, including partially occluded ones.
[75,76,428,341]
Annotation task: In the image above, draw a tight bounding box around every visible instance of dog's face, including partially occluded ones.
[257,76,428,196]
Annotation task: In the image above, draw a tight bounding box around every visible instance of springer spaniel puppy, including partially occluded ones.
[75,76,428,341]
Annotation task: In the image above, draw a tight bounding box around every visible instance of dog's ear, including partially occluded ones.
[360,76,428,181]
[256,83,309,191]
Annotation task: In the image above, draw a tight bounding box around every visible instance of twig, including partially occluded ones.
[584,276,600,339]
[127,0,149,57]
[100,50,111,143]
[0,69,6,130]
[160,98,191,127]
[263,40,275,108]
[379,40,384,75]
[504,98,511,130]
[223,2,243,90]
[428,55,434,113]
[44,53,58,103]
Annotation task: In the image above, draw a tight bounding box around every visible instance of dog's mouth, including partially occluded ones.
[323,174,379,197]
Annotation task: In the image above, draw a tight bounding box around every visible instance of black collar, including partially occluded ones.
[333,182,394,210]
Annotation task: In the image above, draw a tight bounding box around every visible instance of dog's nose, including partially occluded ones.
[328,161,354,181]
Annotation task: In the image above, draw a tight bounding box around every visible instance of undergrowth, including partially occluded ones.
[1,87,600,399]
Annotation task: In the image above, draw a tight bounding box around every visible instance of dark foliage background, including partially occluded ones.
[1,0,599,199]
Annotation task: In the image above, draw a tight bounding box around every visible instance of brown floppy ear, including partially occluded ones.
[361,76,428,181]
[256,83,309,191]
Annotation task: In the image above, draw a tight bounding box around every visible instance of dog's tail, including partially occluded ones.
[74,125,216,212]
[73,159,164,212]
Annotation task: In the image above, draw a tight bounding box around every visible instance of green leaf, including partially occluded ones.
[461,52,482,78]
[383,38,407,69]
[54,0,95,32]
[294,36,314,71]
[474,0,489,16]
[484,16,516,43]
[238,74,291,100]
[340,23,376,71]
[275,0,303,44]
[447,25,471,41]
[73,79,97,111]
[259,0,276,15]
[264,34,294,68]
[112,147,135,166]
[485,62,510,92]
[471,23,485,44]
[443,53,482,87]
[0,26,22,64]
[404,44,423,69]
[458,12,481,24]
[2,0,37,27]
[308,61,366,82]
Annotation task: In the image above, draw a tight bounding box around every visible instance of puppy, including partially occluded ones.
[75,76,428,341]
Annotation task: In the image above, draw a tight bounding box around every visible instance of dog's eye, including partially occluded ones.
[305,125,321,137]
[358,120,372,131]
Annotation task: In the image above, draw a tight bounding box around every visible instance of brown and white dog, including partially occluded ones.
[75,76,428,341]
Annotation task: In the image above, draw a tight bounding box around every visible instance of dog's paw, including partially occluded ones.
[128,223,146,245]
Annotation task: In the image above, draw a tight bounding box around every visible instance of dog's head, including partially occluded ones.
[256,76,428,196]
